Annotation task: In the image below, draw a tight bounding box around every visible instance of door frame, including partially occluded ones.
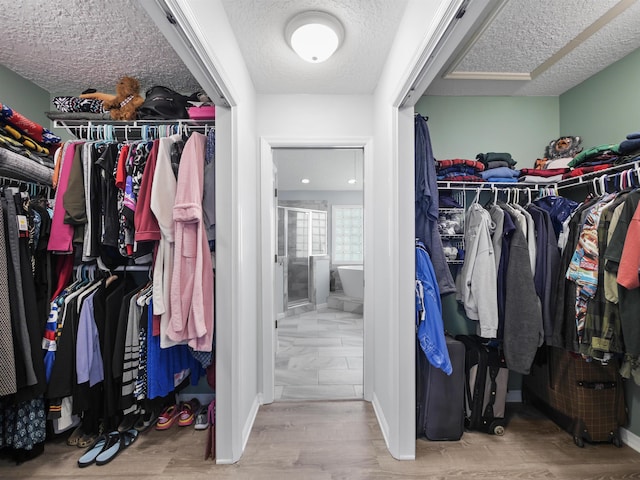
[259,136,373,404]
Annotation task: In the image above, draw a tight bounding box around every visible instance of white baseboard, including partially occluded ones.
[621,427,640,453]
[506,389,522,403]
[372,393,390,452]
[242,395,261,453]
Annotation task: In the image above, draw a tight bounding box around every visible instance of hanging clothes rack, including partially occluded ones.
[0,175,51,198]
[556,159,640,191]
[52,118,215,141]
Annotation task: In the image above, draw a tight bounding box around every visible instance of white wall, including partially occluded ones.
[257,94,375,402]
[257,95,373,138]
[371,0,460,460]
[167,0,260,464]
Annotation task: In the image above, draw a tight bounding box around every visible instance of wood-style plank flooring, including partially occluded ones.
[2,401,640,479]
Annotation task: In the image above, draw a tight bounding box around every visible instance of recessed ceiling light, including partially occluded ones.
[285,11,344,63]
[301,178,310,184]
[348,179,357,184]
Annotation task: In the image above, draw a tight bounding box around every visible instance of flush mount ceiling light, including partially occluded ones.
[301,178,310,184]
[285,11,344,63]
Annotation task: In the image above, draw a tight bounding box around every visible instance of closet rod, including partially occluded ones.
[52,119,214,129]
[53,119,214,141]
[556,160,640,191]
[436,181,556,190]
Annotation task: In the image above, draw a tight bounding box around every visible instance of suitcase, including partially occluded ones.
[456,334,509,435]
[523,346,627,447]
[416,335,465,441]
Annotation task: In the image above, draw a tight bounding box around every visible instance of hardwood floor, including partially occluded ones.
[2,400,640,479]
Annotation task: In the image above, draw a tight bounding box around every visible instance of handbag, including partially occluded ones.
[137,86,189,120]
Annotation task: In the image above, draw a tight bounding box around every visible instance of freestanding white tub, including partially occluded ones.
[337,265,364,300]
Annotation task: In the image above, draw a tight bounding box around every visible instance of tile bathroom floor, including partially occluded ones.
[275,307,363,401]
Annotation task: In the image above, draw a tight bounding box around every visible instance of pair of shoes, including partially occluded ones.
[134,409,159,433]
[194,403,209,430]
[155,404,180,430]
[77,429,138,468]
[178,398,201,427]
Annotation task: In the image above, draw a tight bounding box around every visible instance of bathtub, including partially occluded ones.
[337,265,364,300]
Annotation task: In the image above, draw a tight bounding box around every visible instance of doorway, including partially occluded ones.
[266,145,366,402]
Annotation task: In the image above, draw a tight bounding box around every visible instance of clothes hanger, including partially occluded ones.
[471,186,481,205]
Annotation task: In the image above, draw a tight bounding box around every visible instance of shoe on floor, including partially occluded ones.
[77,434,108,468]
[155,404,179,430]
[194,403,209,431]
[118,411,140,433]
[95,429,139,466]
[178,398,201,427]
[66,425,84,446]
[134,409,159,433]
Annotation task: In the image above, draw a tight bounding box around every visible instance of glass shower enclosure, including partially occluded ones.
[277,206,327,309]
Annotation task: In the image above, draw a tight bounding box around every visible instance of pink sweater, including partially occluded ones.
[168,133,214,351]
[48,141,81,253]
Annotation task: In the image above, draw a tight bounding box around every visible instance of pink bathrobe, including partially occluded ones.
[168,132,214,351]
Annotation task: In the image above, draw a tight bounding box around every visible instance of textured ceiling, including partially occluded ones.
[427,0,640,96]
[220,0,409,94]
[1,0,638,100]
[0,0,202,96]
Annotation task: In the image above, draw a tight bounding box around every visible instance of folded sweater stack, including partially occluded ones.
[435,158,485,182]
[476,152,519,182]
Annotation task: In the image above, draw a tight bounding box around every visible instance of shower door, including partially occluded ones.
[278,207,328,309]
[286,209,311,305]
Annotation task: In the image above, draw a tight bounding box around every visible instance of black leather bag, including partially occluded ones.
[137,86,189,120]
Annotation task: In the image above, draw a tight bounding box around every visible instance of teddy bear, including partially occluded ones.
[80,76,144,121]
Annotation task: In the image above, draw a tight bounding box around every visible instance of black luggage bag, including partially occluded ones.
[456,334,509,435]
[522,345,627,447]
[416,335,465,441]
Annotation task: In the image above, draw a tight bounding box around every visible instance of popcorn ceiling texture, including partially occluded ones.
[457,0,620,74]
[0,0,202,96]
[2,0,639,99]
[220,0,408,94]
[428,0,640,96]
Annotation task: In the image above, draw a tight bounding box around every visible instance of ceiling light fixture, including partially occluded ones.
[301,178,310,184]
[285,11,344,63]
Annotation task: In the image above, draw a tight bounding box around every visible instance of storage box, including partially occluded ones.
[188,105,215,120]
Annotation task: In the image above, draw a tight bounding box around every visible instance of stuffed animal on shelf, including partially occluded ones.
[79,76,144,121]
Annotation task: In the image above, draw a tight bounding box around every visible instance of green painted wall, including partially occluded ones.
[560,47,640,148]
[415,95,560,169]
[0,64,51,127]
[560,46,640,439]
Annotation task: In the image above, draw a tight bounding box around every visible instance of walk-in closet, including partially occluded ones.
[3,0,640,477]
